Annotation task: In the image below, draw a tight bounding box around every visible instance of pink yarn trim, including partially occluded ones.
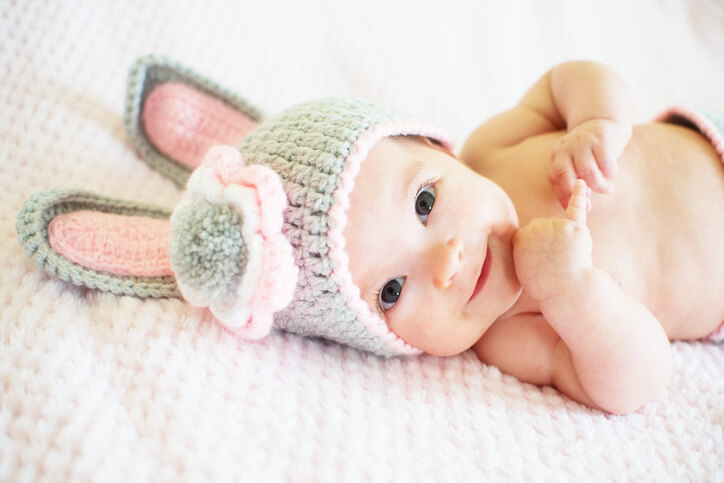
[328,121,454,355]
[143,83,258,169]
[203,146,288,232]
[655,106,724,163]
[48,211,172,277]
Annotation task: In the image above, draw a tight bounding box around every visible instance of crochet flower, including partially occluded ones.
[170,145,298,339]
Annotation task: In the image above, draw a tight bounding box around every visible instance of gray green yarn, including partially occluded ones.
[239,98,407,357]
[124,54,265,188]
[16,189,179,298]
[123,57,405,354]
[169,199,247,302]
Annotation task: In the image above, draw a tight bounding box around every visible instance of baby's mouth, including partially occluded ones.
[467,243,491,304]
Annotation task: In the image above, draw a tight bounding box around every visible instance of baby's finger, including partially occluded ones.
[549,152,576,207]
[592,142,619,179]
[553,183,569,211]
[566,179,589,225]
[572,149,614,194]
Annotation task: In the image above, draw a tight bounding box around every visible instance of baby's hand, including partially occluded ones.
[513,180,593,301]
[548,118,629,208]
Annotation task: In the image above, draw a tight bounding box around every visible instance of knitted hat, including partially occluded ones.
[16,56,452,357]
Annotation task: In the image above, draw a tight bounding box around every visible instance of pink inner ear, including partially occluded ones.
[48,211,172,277]
[142,82,258,169]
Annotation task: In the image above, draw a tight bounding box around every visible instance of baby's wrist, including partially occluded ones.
[538,266,602,318]
[569,117,629,136]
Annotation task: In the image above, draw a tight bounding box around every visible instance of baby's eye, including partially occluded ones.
[379,277,405,312]
[415,185,436,225]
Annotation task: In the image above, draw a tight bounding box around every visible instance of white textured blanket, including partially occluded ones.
[1,1,723,481]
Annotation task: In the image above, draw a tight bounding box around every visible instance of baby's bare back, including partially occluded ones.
[485,122,724,340]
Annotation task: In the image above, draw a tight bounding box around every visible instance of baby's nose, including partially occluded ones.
[432,237,463,289]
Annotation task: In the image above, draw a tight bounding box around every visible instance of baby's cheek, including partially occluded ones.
[386,313,427,350]
[392,313,455,355]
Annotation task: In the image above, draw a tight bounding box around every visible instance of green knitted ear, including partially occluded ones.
[169,198,248,302]
[125,54,265,187]
[16,189,179,298]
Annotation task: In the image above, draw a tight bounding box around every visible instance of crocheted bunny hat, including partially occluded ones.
[16,55,452,357]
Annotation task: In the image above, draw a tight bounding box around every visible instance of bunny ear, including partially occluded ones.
[125,54,265,188]
[16,189,179,298]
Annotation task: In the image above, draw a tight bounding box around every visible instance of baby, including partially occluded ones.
[18,57,724,415]
[344,61,724,414]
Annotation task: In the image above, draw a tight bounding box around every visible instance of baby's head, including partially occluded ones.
[172,97,520,357]
[344,135,520,356]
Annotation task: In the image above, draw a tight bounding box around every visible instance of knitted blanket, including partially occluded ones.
[1,1,723,481]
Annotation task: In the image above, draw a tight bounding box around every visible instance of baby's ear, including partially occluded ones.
[125,54,265,188]
[16,189,179,298]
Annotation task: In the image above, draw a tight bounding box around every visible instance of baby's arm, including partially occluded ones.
[510,181,671,414]
[461,61,633,207]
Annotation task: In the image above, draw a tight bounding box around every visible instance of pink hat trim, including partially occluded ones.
[655,106,724,163]
[328,121,454,356]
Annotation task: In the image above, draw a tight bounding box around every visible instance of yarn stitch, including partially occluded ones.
[48,210,172,277]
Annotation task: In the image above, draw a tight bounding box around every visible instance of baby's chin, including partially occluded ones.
[416,332,487,358]
[391,312,496,357]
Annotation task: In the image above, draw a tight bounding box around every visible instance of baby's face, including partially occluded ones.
[344,136,522,356]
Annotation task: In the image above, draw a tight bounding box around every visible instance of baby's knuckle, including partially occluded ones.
[513,226,529,239]
[597,156,613,171]
[552,217,570,229]
[526,218,543,228]
[591,125,605,137]
[548,163,568,180]
[577,165,598,179]
[550,147,564,158]
[553,136,569,148]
